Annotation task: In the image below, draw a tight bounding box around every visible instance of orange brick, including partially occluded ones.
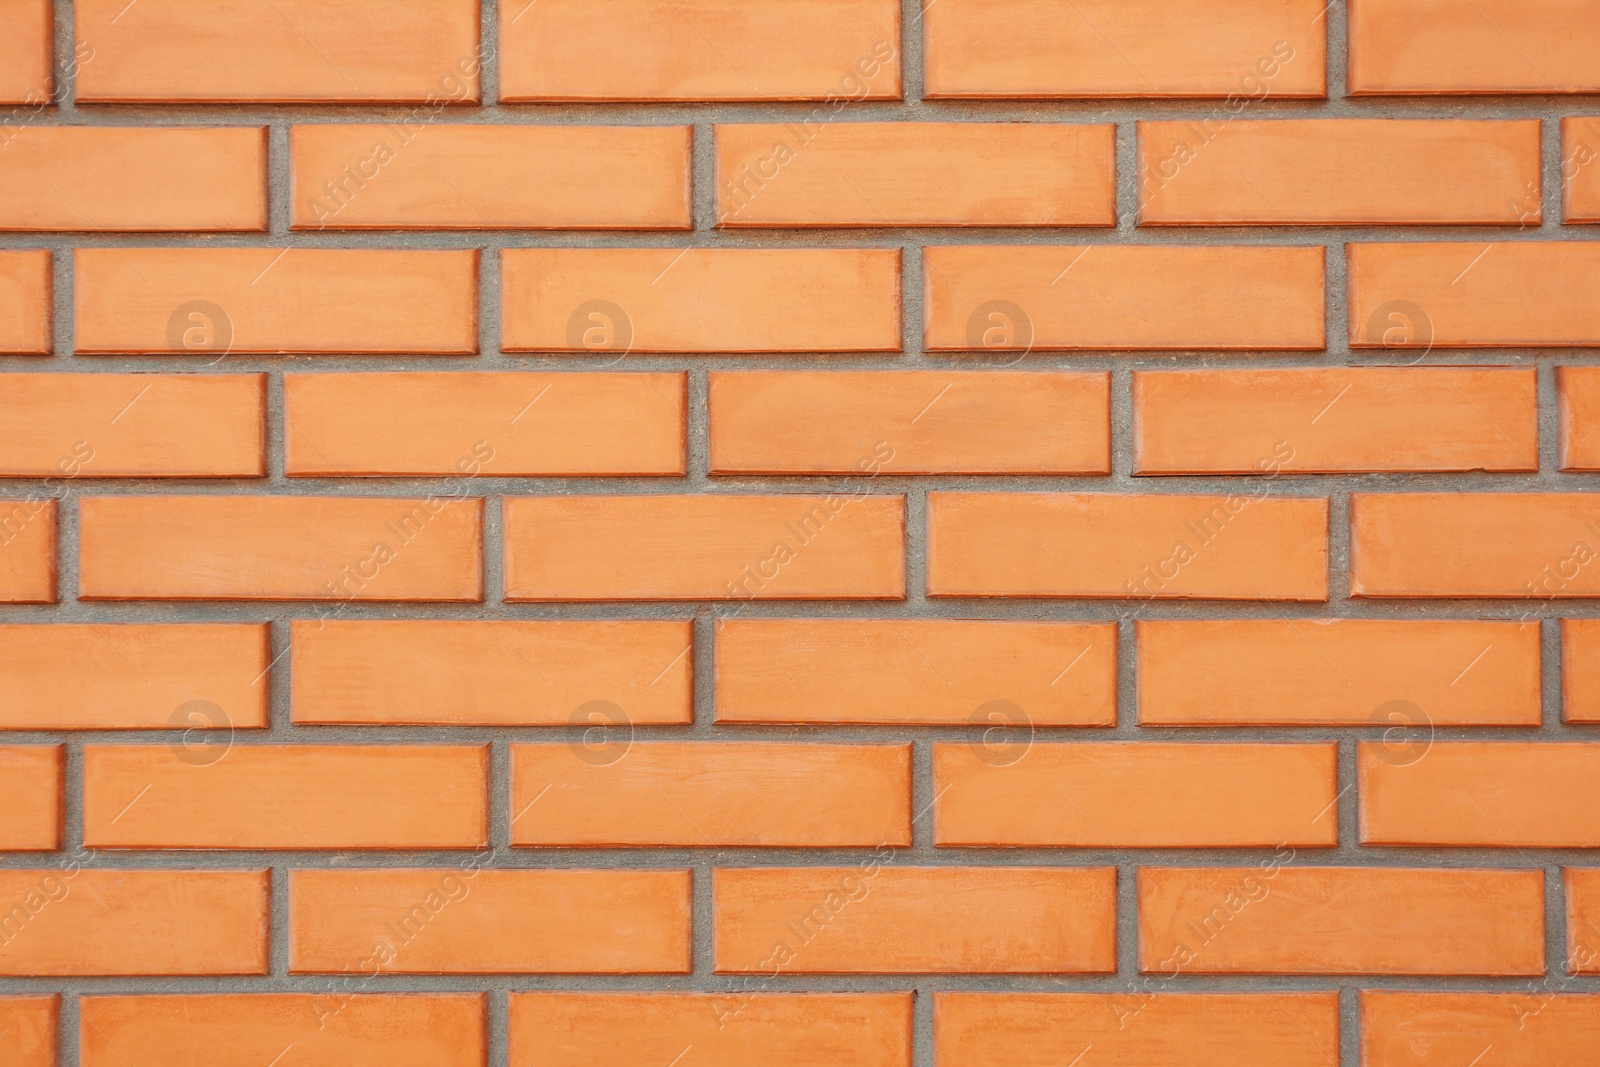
[1140,119,1541,225]
[1138,619,1540,726]
[923,245,1325,351]
[0,128,265,231]
[1568,868,1600,972]
[708,371,1111,474]
[1349,243,1600,348]
[510,992,912,1067]
[1351,493,1600,598]
[0,250,51,354]
[510,743,910,847]
[78,496,483,601]
[1133,367,1538,474]
[0,498,56,603]
[0,0,50,104]
[715,866,1116,974]
[936,992,1340,1067]
[74,248,477,355]
[0,747,60,850]
[0,869,268,976]
[83,745,488,849]
[1349,0,1600,94]
[291,125,691,230]
[80,994,487,1067]
[1559,365,1600,470]
[76,0,482,103]
[499,0,901,102]
[1565,117,1600,222]
[289,868,692,974]
[715,123,1115,227]
[715,619,1117,726]
[927,492,1327,600]
[1563,618,1600,723]
[0,623,268,730]
[0,374,264,477]
[501,248,900,353]
[933,742,1338,848]
[504,495,904,601]
[1362,991,1600,1067]
[291,619,692,725]
[0,997,55,1067]
[284,372,684,476]
[1137,867,1544,976]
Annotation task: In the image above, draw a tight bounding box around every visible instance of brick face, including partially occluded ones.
[0,250,52,354]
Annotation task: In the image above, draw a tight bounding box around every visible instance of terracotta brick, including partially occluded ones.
[0,997,55,1067]
[76,0,482,103]
[713,866,1117,973]
[708,371,1111,474]
[80,994,487,1067]
[0,623,269,730]
[74,248,477,355]
[1351,493,1600,598]
[1133,367,1539,474]
[1559,365,1600,470]
[1138,619,1540,726]
[715,123,1116,227]
[715,619,1117,726]
[503,494,904,601]
[933,742,1338,848]
[0,869,268,976]
[291,619,692,725]
[284,372,684,476]
[501,248,900,353]
[1348,243,1600,348]
[1565,117,1600,223]
[78,496,483,601]
[1568,868,1600,973]
[924,0,1323,99]
[291,125,691,230]
[1140,119,1541,225]
[1349,0,1600,94]
[927,492,1327,600]
[499,0,901,102]
[1362,991,1600,1067]
[0,128,265,232]
[0,250,51,354]
[0,498,55,603]
[0,0,50,104]
[510,743,911,847]
[1563,618,1600,723]
[0,747,60,850]
[1137,867,1544,975]
[0,373,264,477]
[289,868,692,974]
[83,745,488,849]
[510,992,912,1067]
[923,245,1325,351]
[935,992,1340,1067]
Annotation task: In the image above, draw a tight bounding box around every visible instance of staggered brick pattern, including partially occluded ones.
[4,1,1600,1064]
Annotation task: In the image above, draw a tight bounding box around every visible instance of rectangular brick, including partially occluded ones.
[0,747,60,850]
[1351,493,1600,598]
[933,742,1338,847]
[0,498,56,603]
[499,0,901,102]
[501,248,900,353]
[291,125,691,229]
[0,997,55,1067]
[0,623,268,730]
[1140,119,1541,225]
[1568,868,1600,973]
[715,123,1115,226]
[1563,619,1600,723]
[708,371,1111,474]
[1137,867,1544,975]
[510,993,912,1067]
[83,745,488,849]
[504,495,904,601]
[936,992,1340,1067]
[1349,0,1600,94]
[924,245,1325,351]
[289,868,692,974]
[0,0,50,104]
[0,127,265,231]
[1559,365,1600,470]
[927,492,1328,600]
[76,0,481,103]
[0,869,268,976]
[284,372,684,476]
[292,619,692,725]
[1134,367,1538,474]
[0,250,51,353]
[74,248,477,355]
[0,373,264,477]
[714,866,1116,974]
[510,743,910,847]
[715,619,1117,725]
[1362,991,1600,1067]
[80,994,487,1067]
[1138,619,1540,726]
[1565,117,1600,222]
